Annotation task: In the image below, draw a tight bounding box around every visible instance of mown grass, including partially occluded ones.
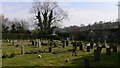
[1,40,120,67]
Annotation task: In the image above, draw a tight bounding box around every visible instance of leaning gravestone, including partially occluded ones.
[21,45,24,55]
[106,48,111,56]
[94,50,100,61]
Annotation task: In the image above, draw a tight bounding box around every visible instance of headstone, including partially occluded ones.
[79,42,84,51]
[62,40,65,48]
[94,50,100,61]
[113,45,117,52]
[54,42,57,47]
[84,58,90,68]
[90,40,94,49]
[49,47,52,52]
[66,40,69,46]
[72,42,77,56]
[37,39,41,47]
[32,40,34,46]
[95,42,99,48]
[87,46,90,52]
[102,40,107,48]
[106,48,111,56]
[97,47,102,53]
[21,45,24,55]
[50,41,53,46]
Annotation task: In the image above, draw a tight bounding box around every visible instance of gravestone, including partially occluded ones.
[106,48,111,56]
[72,42,77,56]
[21,45,24,55]
[102,40,107,48]
[87,46,90,52]
[97,47,102,53]
[94,50,100,61]
[49,47,52,52]
[90,40,94,49]
[37,39,41,47]
[79,42,84,51]
[66,40,69,46]
[50,41,53,46]
[62,40,65,48]
[95,42,99,48]
[113,45,117,52]
[54,42,57,47]
[84,58,90,68]
[32,40,34,46]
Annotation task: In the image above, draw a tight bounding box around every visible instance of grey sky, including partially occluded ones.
[1,1,119,28]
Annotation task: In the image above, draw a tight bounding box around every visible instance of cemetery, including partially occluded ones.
[1,39,120,67]
[1,1,120,68]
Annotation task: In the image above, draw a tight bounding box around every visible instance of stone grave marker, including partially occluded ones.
[87,44,90,52]
[94,49,100,61]
[32,40,34,46]
[102,40,107,48]
[66,40,69,46]
[79,42,84,51]
[37,39,41,47]
[106,48,111,56]
[90,40,94,49]
[113,45,117,52]
[48,47,52,52]
[97,47,102,53]
[21,45,24,55]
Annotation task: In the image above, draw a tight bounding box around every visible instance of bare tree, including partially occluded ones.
[30,0,68,35]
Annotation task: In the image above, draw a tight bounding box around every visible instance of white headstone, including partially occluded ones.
[37,39,41,48]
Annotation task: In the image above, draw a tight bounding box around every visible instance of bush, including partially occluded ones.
[2,53,15,58]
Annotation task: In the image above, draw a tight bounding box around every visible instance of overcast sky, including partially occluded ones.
[1,0,119,28]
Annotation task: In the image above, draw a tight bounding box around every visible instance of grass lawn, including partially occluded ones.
[1,40,120,67]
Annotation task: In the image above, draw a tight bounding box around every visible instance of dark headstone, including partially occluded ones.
[106,48,111,56]
[94,50,100,61]
[95,42,99,48]
[32,40,34,46]
[79,42,83,51]
[21,45,24,55]
[62,40,66,48]
[90,42,94,49]
[66,40,69,46]
[113,45,117,52]
[97,47,102,53]
[54,42,57,47]
[49,47,52,52]
[84,58,90,68]
[102,40,107,48]
[87,46,90,52]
